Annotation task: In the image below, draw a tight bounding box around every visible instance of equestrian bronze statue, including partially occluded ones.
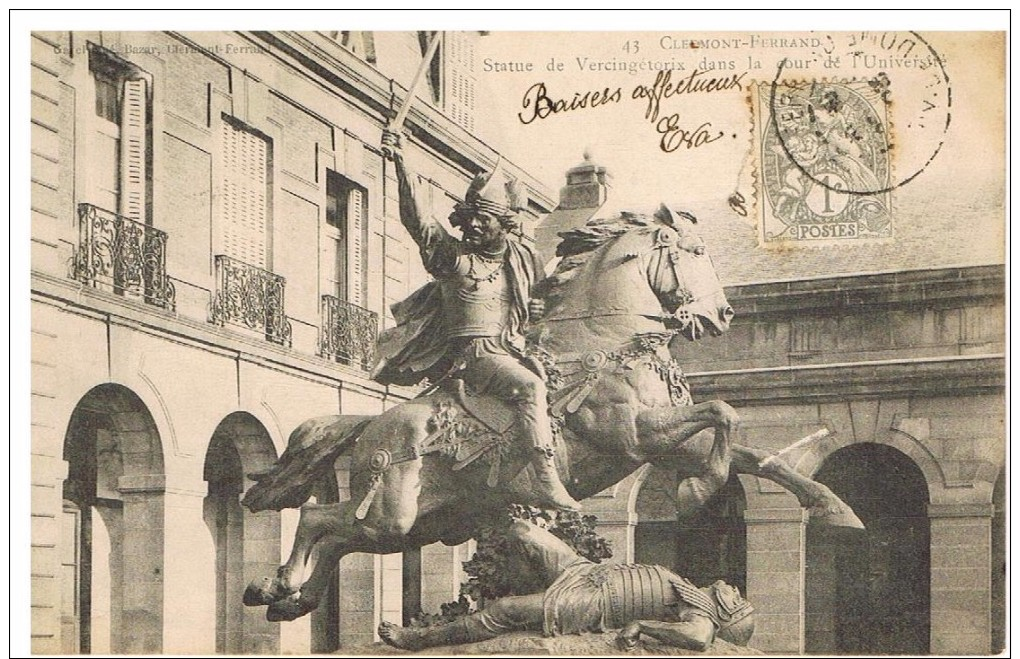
[240,135,863,623]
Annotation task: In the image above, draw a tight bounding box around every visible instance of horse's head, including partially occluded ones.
[644,204,734,340]
[543,205,733,341]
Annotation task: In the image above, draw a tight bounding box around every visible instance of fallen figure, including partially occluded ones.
[378,521,755,652]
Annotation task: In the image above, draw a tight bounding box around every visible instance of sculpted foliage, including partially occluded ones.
[410,506,612,627]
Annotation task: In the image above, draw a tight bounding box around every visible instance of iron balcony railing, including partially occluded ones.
[71,203,176,310]
[319,295,378,370]
[210,255,292,347]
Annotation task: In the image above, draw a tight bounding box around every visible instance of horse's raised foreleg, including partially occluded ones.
[638,400,738,516]
[730,443,864,529]
[669,433,864,529]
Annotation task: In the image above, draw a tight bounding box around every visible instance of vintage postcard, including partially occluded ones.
[20,14,1005,657]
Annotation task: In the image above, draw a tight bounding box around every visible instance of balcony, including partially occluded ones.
[319,295,378,371]
[71,203,176,310]
[210,255,293,347]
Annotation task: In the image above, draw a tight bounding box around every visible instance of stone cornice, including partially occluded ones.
[689,354,1004,404]
[31,271,417,402]
[927,502,996,518]
[34,267,1005,407]
[724,265,1004,318]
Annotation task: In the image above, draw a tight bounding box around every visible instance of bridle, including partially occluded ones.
[541,224,703,326]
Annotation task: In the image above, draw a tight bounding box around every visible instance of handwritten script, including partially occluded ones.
[518,69,744,154]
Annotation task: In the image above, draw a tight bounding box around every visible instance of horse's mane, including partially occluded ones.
[537,211,662,305]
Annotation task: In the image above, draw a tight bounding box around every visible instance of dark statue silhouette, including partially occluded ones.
[240,132,863,629]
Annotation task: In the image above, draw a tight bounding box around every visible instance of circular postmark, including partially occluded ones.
[768,31,952,196]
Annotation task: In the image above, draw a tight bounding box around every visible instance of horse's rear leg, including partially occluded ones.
[259,456,424,618]
[266,536,351,622]
[244,501,356,607]
[266,523,427,622]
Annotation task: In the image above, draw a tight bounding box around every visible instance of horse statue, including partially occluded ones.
[241,206,863,622]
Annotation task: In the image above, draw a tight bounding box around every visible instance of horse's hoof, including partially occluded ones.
[808,503,865,530]
[267,594,316,622]
[807,485,865,530]
[245,576,295,606]
[244,577,279,606]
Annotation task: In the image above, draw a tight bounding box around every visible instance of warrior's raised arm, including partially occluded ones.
[381,129,459,276]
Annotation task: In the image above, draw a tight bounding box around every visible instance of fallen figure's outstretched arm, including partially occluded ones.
[616,613,716,652]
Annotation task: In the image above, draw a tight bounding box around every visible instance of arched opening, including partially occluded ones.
[991,467,1005,653]
[61,384,165,654]
[202,412,280,655]
[635,467,747,593]
[805,443,930,654]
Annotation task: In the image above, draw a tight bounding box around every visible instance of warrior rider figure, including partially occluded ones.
[374,130,580,512]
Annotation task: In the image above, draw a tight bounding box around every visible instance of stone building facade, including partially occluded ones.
[29,30,552,654]
[542,158,1006,655]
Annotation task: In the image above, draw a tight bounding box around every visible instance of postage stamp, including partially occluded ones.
[750,78,894,245]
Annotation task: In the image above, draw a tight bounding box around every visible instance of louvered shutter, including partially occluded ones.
[221,120,269,268]
[347,187,364,305]
[443,32,476,132]
[118,78,147,222]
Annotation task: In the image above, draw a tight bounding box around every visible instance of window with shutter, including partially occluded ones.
[73,47,177,310]
[418,31,443,105]
[324,170,347,301]
[85,47,151,220]
[326,31,377,64]
[320,170,374,367]
[220,118,270,268]
[324,170,366,305]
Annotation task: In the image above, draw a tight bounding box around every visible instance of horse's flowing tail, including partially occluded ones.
[242,415,372,512]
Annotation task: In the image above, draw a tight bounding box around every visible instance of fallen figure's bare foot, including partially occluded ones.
[378,621,422,651]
